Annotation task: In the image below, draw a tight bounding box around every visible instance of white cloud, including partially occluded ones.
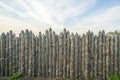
[0,14,41,35]
[71,5,120,33]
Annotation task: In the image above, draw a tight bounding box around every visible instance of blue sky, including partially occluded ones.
[0,0,120,34]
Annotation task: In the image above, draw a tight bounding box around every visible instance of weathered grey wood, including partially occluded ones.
[114,32,118,74]
[88,32,94,79]
[20,31,25,75]
[28,31,32,76]
[42,34,46,77]
[84,32,88,80]
[66,31,70,78]
[58,32,63,77]
[12,34,16,74]
[110,36,114,74]
[70,33,75,78]
[74,33,79,78]
[98,31,103,80]
[48,28,52,77]
[31,34,35,76]
[93,35,98,80]
[15,37,19,72]
[81,34,85,80]
[24,29,29,76]
[18,33,21,73]
[34,36,39,76]
[9,31,13,76]
[56,35,59,77]
[0,29,120,79]
[119,35,120,74]
[52,31,56,77]
[105,34,110,79]
[102,30,106,80]
[45,30,49,77]
[38,32,42,77]
[63,29,67,78]
[78,35,82,79]
[0,33,6,76]
[5,33,9,76]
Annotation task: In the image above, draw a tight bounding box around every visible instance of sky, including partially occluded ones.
[0,0,120,35]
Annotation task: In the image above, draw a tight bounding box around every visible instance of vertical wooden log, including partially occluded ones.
[105,34,110,79]
[34,36,39,76]
[18,33,21,73]
[78,35,82,79]
[119,35,120,74]
[58,32,63,77]
[81,34,85,80]
[20,31,25,75]
[70,33,75,78]
[56,35,59,77]
[38,32,42,77]
[42,34,46,77]
[93,35,98,80]
[31,34,35,76]
[110,36,114,74]
[28,31,32,76]
[15,37,19,72]
[114,33,118,74]
[102,30,106,80]
[0,33,6,76]
[66,31,70,78]
[74,33,79,79]
[5,33,9,76]
[45,30,49,77]
[88,32,94,79]
[98,31,103,80]
[25,29,29,76]
[9,31,13,76]
[52,31,57,77]
[84,32,88,80]
[63,29,67,78]
[49,28,52,77]
[12,34,16,74]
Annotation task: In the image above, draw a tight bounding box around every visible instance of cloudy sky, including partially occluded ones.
[0,0,120,34]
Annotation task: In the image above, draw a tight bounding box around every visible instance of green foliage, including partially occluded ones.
[108,74,120,80]
[7,72,23,80]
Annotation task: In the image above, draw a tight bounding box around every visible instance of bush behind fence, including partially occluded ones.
[0,28,120,80]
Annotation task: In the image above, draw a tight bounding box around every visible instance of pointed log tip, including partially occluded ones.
[49,27,52,31]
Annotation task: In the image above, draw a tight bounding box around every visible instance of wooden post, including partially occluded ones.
[66,31,70,78]
[105,34,110,79]
[98,31,103,80]
[56,34,59,77]
[0,33,6,76]
[42,34,46,77]
[9,31,13,76]
[78,35,82,79]
[24,29,29,76]
[74,33,79,79]
[15,37,19,73]
[102,30,106,80]
[58,32,63,77]
[28,31,32,76]
[114,32,118,74]
[70,33,75,78]
[63,29,67,78]
[12,34,16,74]
[110,36,114,74]
[38,32,42,77]
[5,33,9,76]
[49,28,52,77]
[93,35,98,80]
[119,35,120,74]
